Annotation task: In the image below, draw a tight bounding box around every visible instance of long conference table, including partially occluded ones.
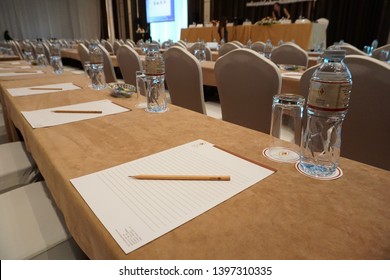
[0,60,390,260]
[180,23,326,50]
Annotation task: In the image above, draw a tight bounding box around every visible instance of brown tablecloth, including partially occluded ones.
[1,73,390,260]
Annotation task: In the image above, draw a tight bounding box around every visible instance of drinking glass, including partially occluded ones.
[145,75,168,113]
[135,70,147,109]
[194,49,206,62]
[50,56,64,74]
[264,93,305,163]
[90,63,106,90]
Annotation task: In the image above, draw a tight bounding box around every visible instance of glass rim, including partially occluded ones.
[273,93,305,105]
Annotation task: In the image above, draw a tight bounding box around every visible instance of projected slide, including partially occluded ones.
[146,0,175,23]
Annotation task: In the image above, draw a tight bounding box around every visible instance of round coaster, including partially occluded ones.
[295,162,343,180]
[262,147,300,163]
[145,107,169,113]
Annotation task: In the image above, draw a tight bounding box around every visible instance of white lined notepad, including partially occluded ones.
[21,99,129,128]
[70,139,275,254]
[8,82,81,96]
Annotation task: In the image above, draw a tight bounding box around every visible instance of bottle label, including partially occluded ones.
[307,80,351,111]
[145,54,165,76]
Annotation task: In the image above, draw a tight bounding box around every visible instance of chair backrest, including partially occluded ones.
[173,42,186,49]
[336,44,368,56]
[316,18,329,30]
[13,40,24,57]
[113,40,122,55]
[98,44,117,83]
[104,40,114,54]
[77,43,89,69]
[251,41,266,53]
[232,41,244,48]
[125,39,136,48]
[215,48,282,133]
[271,42,309,67]
[218,42,240,56]
[10,41,23,59]
[299,64,319,99]
[164,46,206,114]
[29,42,37,59]
[42,42,51,62]
[116,45,142,86]
[0,181,74,259]
[341,55,390,170]
[0,141,38,194]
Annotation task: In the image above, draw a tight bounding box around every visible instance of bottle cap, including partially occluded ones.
[323,50,346,59]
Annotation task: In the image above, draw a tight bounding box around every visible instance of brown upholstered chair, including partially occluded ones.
[165,46,206,114]
[215,48,281,133]
[116,45,143,86]
[271,42,309,68]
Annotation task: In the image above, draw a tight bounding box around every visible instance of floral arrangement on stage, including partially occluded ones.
[255,17,278,26]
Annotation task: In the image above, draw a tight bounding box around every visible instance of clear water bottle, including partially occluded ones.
[89,43,106,90]
[50,41,64,74]
[144,43,167,113]
[263,39,273,59]
[23,41,34,64]
[299,50,352,177]
[36,42,48,67]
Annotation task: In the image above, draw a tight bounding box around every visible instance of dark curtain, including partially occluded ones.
[188,0,204,25]
[100,0,109,39]
[209,0,390,48]
[112,0,120,39]
[314,0,390,48]
[211,0,314,24]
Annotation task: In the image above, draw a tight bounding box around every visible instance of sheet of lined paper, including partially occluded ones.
[21,99,129,128]
[70,140,275,254]
[8,82,81,96]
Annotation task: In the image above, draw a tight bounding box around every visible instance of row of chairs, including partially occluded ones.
[164,46,390,171]
[327,42,390,61]
[102,39,136,55]
[218,41,309,67]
